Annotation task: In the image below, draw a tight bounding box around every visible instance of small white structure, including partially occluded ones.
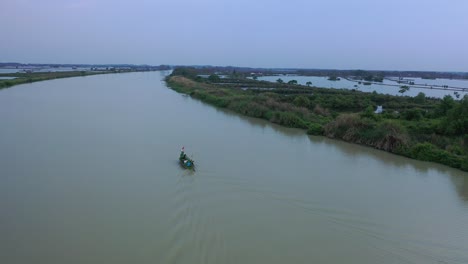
[374,105,383,114]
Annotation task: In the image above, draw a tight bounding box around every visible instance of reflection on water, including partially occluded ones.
[220,105,466,173]
[452,175,468,202]
[216,102,468,204]
[214,107,304,137]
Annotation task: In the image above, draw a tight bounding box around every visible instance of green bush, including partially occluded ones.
[402,108,423,121]
[324,113,365,139]
[409,142,462,168]
[191,91,229,108]
[229,101,269,118]
[271,112,308,129]
[360,105,375,119]
[439,96,468,135]
[461,157,468,171]
[293,95,310,108]
[307,123,323,135]
[406,119,439,134]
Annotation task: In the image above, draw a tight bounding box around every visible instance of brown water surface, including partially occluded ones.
[1,72,467,264]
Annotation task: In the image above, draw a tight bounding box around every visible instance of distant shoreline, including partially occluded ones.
[0,69,165,90]
[1,63,467,80]
[0,70,120,90]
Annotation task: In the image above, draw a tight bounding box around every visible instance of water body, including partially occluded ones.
[256,75,468,98]
[0,69,21,74]
[1,72,467,264]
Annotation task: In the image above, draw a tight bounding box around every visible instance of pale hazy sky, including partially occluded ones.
[1,0,467,71]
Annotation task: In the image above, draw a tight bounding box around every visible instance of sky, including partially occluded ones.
[1,0,467,71]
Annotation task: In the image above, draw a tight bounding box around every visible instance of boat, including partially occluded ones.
[179,147,195,169]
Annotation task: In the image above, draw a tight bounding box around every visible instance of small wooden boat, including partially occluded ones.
[179,147,195,169]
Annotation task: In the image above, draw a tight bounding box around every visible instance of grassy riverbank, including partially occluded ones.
[166,68,468,172]
[0,70,123,90]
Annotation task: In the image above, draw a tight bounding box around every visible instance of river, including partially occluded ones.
[1,72,467,264]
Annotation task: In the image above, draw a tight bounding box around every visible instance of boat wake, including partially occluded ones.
[161,171,230,264]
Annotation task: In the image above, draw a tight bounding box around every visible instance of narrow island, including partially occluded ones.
[0,71,114,90]
[0,63,171,90]
[166,67,468,172]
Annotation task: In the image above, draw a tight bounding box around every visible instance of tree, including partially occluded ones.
[306,81,312,86]
[287,80,298,85]
[414,92,426,103]
[353,70,367,77]
[276,78,284,83]
[172,67,198,78]
[441,95,468,135]
[361,105,375,119]
[364,75,374,82]
[252,76,258,80]
[373,76,384,82]
[437,95,455,116]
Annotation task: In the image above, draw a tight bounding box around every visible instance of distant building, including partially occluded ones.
[375,105,383,114]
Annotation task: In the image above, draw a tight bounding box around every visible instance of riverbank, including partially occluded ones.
[0,70,129,90]
[166,68,468,172]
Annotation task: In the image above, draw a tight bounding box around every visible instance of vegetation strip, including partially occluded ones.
[0,70,128,90]
[166,68,468,172]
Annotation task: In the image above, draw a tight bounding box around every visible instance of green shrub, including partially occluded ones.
[447,145,464,155]
[323,114,365,139]
[229,101,269,118]
[461,157,468,171]
[360,105,375,119]
[307,123,323,135]
[293,95,310,108]
[271,112,308,128]
[409,143,462,168]
[402,108,423,121]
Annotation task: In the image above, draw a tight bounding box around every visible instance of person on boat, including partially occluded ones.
[180,147,187,160]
